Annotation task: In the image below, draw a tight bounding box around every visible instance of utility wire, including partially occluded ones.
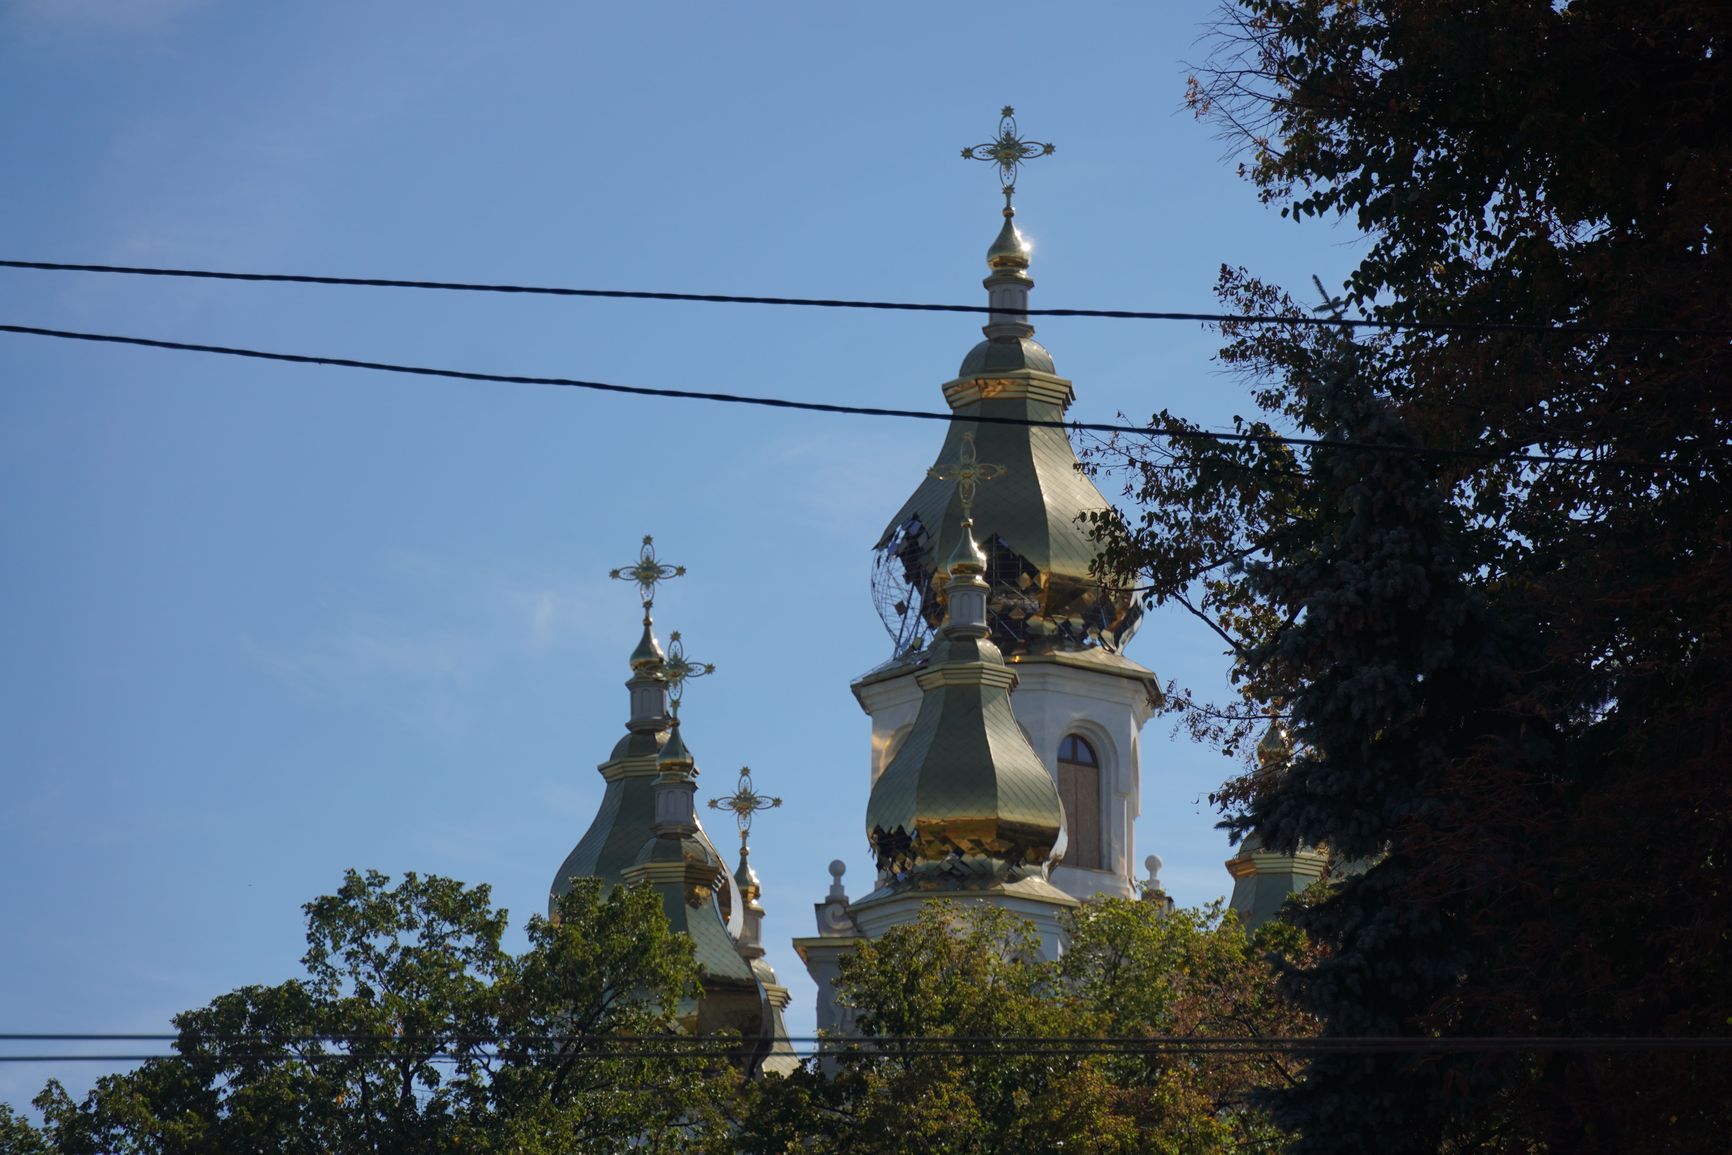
[5,1033,1730,1052]
[0,323,1669,472]
[5,259,1728,339]
[4,1039,1730,1062]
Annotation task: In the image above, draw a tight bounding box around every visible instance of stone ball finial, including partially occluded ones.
[828,859,847,880]
[826,859,848,901]
[1145,853,1163,882]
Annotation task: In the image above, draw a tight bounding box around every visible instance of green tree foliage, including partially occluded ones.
[740,899,1312,1155]
[1087,1,1730,1149]
[31,870,735,1155]
[0,1105,51,1155]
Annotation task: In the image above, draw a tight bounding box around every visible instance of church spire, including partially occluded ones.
[550,537,774,1068]
[964,106,1052,342]
[709,767,799,1075]
[708,767,782,957]
[620,629,773,1061]
[869,107,1146,660]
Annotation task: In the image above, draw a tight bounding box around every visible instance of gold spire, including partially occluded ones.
[868,116,1147,660]
[708,766,782,900]
[611,535,686,673]
[628,610,665,673]
[656,634,713,773]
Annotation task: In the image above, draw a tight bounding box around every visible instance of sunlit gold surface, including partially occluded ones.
[865,614,1065,884]
[872,193,1142,658]
[986,211,1031,269]
[876,396,1143,656]
[928,431,1006,520]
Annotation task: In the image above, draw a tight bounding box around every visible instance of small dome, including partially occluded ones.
[986,212,1030,269]
[1257,717,1292,767]
[658,720,695,771]
[946,517,988,575]
[629,618,665,673]
[958,337,1055,377]
[733,849,762,900]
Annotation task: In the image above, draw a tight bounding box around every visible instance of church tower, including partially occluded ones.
[549,537,791,1068]
[857,109,1160,902]
[799,111,1164,1031]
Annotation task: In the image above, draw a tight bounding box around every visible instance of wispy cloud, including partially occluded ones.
[243,552,611,736]
[758,428,929,534]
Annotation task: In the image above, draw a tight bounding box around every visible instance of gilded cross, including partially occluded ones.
[928,432,1007,521]
[707,766,782,848]
[608,535,686,611]
[962,106,1055,210]
[661,630,715,707]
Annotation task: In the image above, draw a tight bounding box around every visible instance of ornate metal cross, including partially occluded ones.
[962,106,1055,209]
[661,630,715,708]
[708,766,782,848]
[608,535,686,611]
[928,431,1007,521]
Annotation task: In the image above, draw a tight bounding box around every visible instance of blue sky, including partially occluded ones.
[0,0,1361,1107]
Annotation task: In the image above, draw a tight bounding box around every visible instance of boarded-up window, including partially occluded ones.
[1057,734,1102,870]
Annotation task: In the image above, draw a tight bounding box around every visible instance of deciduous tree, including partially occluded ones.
[741,899,1310,1155]
[33,871,734,1155]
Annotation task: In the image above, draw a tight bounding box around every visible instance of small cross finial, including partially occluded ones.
[707,766,782,849]
[963,106,1056,210]
[661,630,715,707]
[609,535,686,614]
[928,432,1007,521]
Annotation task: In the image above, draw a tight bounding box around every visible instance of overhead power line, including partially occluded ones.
[3,1033,1729,1062]
[4,258,1727,339]
[0,322,1668,472]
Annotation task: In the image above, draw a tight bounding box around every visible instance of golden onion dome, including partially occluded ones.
[870,211,1143,660]
[658,717,694,772]
[865,590,1064,884]
[629,615,665,673]
[945,516,988,575]
[1254,715,1293,789]
[985,208,1031,269]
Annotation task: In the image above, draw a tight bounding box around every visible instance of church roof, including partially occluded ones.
[869,206,1143,660]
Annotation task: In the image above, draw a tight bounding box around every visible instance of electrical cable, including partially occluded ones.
[4,1033,1729,1061]
[0,322,1674,473]
[4,258,1728,339]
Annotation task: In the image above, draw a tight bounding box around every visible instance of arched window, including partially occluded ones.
[1057,734,1102,870]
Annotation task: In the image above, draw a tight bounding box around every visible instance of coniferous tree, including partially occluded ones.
[1087,2,1732,1147]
